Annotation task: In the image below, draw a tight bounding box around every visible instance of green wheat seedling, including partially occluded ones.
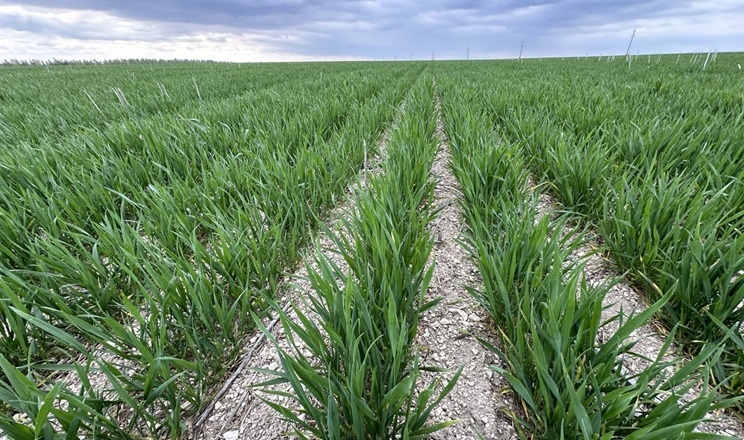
[600,173,744,404]
[462,181,723,439]
[0,353,136,440]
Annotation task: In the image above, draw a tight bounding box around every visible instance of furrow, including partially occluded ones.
[412,92,518,439]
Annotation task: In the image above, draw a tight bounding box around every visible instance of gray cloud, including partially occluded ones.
[0,0,742,61]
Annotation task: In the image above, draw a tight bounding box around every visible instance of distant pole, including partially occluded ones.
[466,47,469,60]
[625,29,636,57]
[519,41,524,62]
[410,53,412,61]
[432,51,435,61]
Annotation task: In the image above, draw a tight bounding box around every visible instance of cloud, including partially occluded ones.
[0,4,170,42]
[0,0,742,61]
[0,3,346,61]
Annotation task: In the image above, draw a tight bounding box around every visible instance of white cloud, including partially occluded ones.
[0,4,165,41]
[0,4,359,61]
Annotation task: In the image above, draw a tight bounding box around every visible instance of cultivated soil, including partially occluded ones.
[5,87,743,440]
[412,101,518,440]
[181,87,744,440]
[186,89,524,440]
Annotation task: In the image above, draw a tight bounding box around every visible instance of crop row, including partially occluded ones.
[254,75,460,439]
[0,63,423,439]
[2,56,743,439]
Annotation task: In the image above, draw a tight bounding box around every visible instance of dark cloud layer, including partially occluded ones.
[1,0,742,61]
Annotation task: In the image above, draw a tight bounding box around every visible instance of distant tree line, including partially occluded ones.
[0,58,217,67]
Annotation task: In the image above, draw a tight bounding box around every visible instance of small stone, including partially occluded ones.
[12,413,30,425]
[223,430,240,440]
[469,313,481,321]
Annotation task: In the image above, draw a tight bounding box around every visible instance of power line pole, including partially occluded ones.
[519,41,524,63]
[625,29,636,57]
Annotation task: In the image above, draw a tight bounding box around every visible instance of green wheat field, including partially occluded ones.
[1,53,743,439]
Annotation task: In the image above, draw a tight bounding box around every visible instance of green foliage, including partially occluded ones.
[436,54,744,414]
[3,53,744,438]
[0,61,422,438]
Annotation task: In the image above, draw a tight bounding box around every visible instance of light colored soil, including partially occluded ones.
[415,104,518,440]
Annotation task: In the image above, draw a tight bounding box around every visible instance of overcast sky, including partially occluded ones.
[0,1,741,62]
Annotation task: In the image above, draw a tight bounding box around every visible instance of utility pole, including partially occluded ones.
[519,41,524,63]
[625,29,636,58]
[466,47,469,60]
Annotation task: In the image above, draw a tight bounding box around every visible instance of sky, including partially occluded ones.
[0,1,742,62]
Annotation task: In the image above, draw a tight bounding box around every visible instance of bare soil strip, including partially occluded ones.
[414,99,518,440]
[533,188,744,438]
